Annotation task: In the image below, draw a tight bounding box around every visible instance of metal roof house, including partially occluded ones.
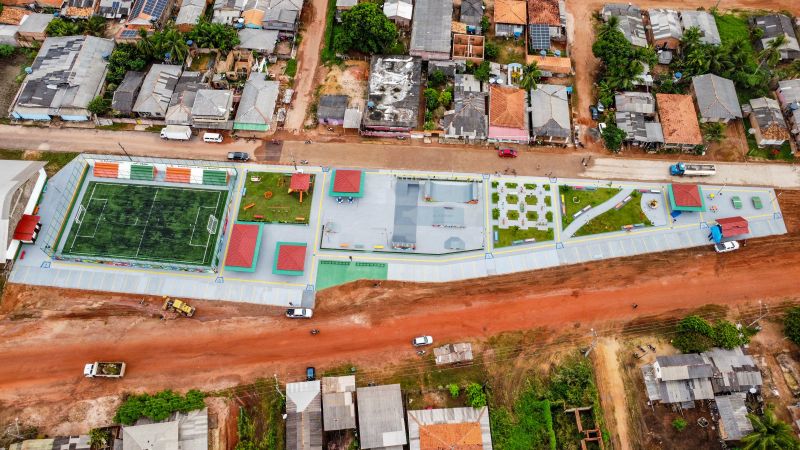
[751,15,800,61]
[527,0,563,51]
[321,376,357,431]
[133,64,182,118]
[10,36,115,121]
[318,95,349,126]
[16,13,54,48]
[460,0,483,29]
[529,84,570,145]
[648,9,682,50]
[237,28,279,53]
[263,0,302,33]
[615,111,663,149]
[165,71,205,125]
[746,97,790,147]
[715,393,753,442]
[601,3,647,47]
[615,91,656,115]
[362,55,422,137]
[122,409,208,450]
[443,74,487,143]
[494,0,526,38]
[191,89,234,129]
[97,0,133,18]
[409,0,453,61]
[776,79,800,149]
[112,71,146,115]
[383,0,413,27]
[212,0,245,25]
[679,10,721,45]
[691,74,742,123]
[175,0,207,31]
[286,381,323,450]
[241,0,268,27]
[234,73,279,132]
[407,407,493,450]
[356,384,407,450]
[0,160,46,263]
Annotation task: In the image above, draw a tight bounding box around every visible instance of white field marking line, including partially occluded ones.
[76,198,108,239]
[70,183,99,251]
[188,206,217,247]
[134,188,160,258]
[200,190,222,264]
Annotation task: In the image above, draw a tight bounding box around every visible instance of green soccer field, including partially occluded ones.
[61,182,229,265]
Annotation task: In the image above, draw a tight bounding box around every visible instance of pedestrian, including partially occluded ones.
[349,256,353,262]
[632,303,638,309]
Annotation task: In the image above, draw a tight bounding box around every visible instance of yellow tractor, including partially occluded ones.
[162,296,196,317]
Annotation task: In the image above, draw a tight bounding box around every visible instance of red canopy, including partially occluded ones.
[716,216,749,237]
[671,183,702,207]
[290,173,311,191]
[13,214,40,241]
[333,170,362,193]
[277,244,306,272]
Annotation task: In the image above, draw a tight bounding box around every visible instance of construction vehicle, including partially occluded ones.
[84,362,126,378]
[162,297,196,317]
[669,162,716,177]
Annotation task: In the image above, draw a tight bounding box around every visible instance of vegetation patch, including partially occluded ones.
[493,225,554,247]
[526,211,538,221]
[507,210,519,221]
[746,132,795,161]
[506,194,519,204]
[238,172,314,223]
[0,149,79,176]
[234,379,286,450]
[574,191,652,237]
[525,195,538,206]
[559,186,620,229]
[672,315,757,353]
[114,390,205,425]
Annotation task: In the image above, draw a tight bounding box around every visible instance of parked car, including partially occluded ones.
[227,152,250,161]
[589,106,599,121]
[286,308,313,318]
[412,335,433,347]
[497,148,518,158]
[306,366,316,381]
[714,241,740,253]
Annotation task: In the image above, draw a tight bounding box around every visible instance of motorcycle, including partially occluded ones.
[310,328,320,336]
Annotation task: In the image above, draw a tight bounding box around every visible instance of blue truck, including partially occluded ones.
[670,162,716,177]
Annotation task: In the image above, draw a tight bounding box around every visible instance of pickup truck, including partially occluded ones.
[84,361,126,378]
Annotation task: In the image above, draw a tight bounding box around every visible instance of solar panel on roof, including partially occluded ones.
[529,24,551,51]
[120,29,139,37]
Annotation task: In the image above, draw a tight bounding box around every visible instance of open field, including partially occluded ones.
[237,172,314,223]
[62,182,227,265]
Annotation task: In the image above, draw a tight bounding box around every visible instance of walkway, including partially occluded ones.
[561,188,634,238]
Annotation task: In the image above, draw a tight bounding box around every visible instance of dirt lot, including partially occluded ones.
[0,190,799,436]
[0,53,28,119]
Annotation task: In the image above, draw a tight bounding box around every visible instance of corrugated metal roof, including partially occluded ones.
[530,84,570,138]
[680,10,721,45]
[357,384,407,449]
[692,74,742,121]
[716,393,753,441]
[286,381,322,450]
[409,0,453,56]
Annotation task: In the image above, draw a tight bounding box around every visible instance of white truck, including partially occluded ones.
[669,162,716,177]
[160,125,192,141]
[84,361,126,378]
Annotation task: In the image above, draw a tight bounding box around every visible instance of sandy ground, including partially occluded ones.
[0,190,798,434]
[319,61,368,103]
[594,338,632,450]
[0,53,26,119]
[283,0,328,131]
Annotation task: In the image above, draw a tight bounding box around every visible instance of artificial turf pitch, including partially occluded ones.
[61,182,228,265]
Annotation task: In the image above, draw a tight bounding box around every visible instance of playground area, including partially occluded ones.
[492,181,557,248]
[237,172,315,224]
[60,182,228,266]
[319,172,485,254]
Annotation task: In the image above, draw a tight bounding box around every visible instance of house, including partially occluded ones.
[751,15,800,61]
[15,13,53,47]
[321,376,357,432]
[317,95,349,126]
[460,0,483,31]
[241,0,268,28]
[656,93,703,151]
[234,73,279,133]
[9,436,90,450]
[122,409,208,450]
[745,97,790,147]
[715,393,753,442]
[615,112,664,149]
[212,0,245,25]
[615,91,656,115]
[238,28,279,53]
[601,3,647,47]
[409,0,453,60]
[133,64,182,118]
[175,0,207,31]
[0,161,46,263]
[383,0,413,28]
[285,381,323,450]
[488,84,528,143]
[362,55,422,137]
[11,36,115,121]
[527,54,571,77]
[452,34,485,63]
[529,84,570,145]
[335,0,356,22]
[97,0,133,18]
[263,0,302,33]
[191,89,234,129]
[527,0,563,51]
[165,71,205,125]
[494,0,526,38]
[691,74,742,123]
[112,71,146,116]
[407,407,493,450]
[60,0,98,19]
[443,74,487,143]
[126,0,175,27]
[356,384,407,450]
[648,9,682,50]
[776,79,800,149]
[679,10,721,45]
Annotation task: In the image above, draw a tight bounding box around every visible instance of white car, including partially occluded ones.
[412,336,433,347]
[714,241,740,253]
[286,308,313,318]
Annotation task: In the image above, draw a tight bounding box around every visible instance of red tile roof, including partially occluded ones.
[277,244,306,272]
[489,85,527,129]
[527,0,560,25]
[419,422,483,450]
[333,170,362,193]
[494,0,527,25]
[716,216,750,236]
[656,94,703,145]
[671,183,702,207]
[13,214,39,241]
[290,173,311,191]
[226,223,260,268]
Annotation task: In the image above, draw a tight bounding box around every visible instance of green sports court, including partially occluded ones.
[315,260,388,290]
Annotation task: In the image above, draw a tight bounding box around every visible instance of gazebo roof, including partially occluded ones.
[290,173,311,191]
[274,242,307,275]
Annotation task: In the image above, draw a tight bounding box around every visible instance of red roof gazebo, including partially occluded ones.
[288,173,312,203]
[716,216,750,237]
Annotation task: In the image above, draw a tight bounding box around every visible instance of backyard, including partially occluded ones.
[238,172,314,223]
[559,186,620,229]
[573,191,653,237]
[746,133,795,162]
[713,12,762,102]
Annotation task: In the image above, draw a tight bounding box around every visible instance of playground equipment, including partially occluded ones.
[244,203,256,210]
[162,296,196,317]
[264,191,273,200]
[648,199,658,209]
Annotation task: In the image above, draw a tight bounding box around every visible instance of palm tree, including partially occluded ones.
[741,410,800,450]
[82,16,107,37]
[681,26,702,53]
[136,28,155,59]
[685,48,709,76]
[158,26,188,64]
[758,34,788,70]
[705,44,731,75]
[786,60,800,78]
[519,62,541,92]
[598,15,620,40]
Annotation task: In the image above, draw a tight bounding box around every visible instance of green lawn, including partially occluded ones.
[238,172,314,223]
[0,149,79,176]
[745,133,795,161]
[525,195,538,205]
[714,12,763,102]
[493,226,554,248]
[559,186,620,229]
[573,191,653,237]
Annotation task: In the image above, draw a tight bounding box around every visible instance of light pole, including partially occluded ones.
[117,142,133,161]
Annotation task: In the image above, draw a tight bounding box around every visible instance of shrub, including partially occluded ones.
[545,211,553,221]
[507,194,518,204]
[428,69,446,87]
[524,183,536,189]
[0,44,14,59]
[491,181,499,188]
[285,59,298,77]
[672,418,688,431]
[527,211,538,221]
[507,210,519,220]
[465,383,487,407]
[544,184,551,191]
[424,87,439,111]
[114,390,205,425]
[491,192,499,203]
[492,208,500,220]
[448,383,460,398]
[544,196,551,206]
[673,315,755,353]
[784,307,800,345]
[88,96,111,116]
[484,41,499,60]
[525,195,538,205]
[505,182,518,189]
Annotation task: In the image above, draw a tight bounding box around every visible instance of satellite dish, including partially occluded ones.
[539,50,546,56]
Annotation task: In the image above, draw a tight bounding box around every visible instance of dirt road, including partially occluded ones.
[1,190,799,433]
[594,338,632,450]
[283,0,328,131]
[567,0,800,124]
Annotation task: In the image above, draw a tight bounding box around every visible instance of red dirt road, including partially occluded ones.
[1,192,799,432]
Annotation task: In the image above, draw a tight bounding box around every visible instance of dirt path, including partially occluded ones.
[283,0,328,131]
[594,338,632,450]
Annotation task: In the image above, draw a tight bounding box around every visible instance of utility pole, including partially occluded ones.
[584,328,598,358]
[273,373,285,399]
[748,301,769,327]
[117,142,133,161]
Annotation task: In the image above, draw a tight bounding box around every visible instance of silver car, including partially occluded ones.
[286,308,313,318]
[714,241,740,253]
[412,335,433,347]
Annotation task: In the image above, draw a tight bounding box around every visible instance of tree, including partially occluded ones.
[0,44,14,59]
[448,383,460,398]
[484,41,499,60]
[597,15,620,40]
[438,90,452,108]
[88,96,111,116]
[480,16,490,34]
[428,69,446,88]
[82,16,107,37]
[424,88,439,110]
[742,409,800,450]
[601,123,626,152]
[89,429,110,449]
[713,320,745,349]
[701,122,724,143]
[758,34,788,70]
[672,418,688,431]
[334,3,397,54]
[784,307,800,345]
[680,27,703,55]
[473,61,491,82]
[187,21,240,53]
[144,24,189,64]
[672,315,715,353]
[519,62,541,92]
[465,383,487,407]
[46,18,80,37]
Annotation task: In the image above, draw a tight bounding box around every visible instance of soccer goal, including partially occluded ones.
[74,204,87,224]
[207,214,219,234]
